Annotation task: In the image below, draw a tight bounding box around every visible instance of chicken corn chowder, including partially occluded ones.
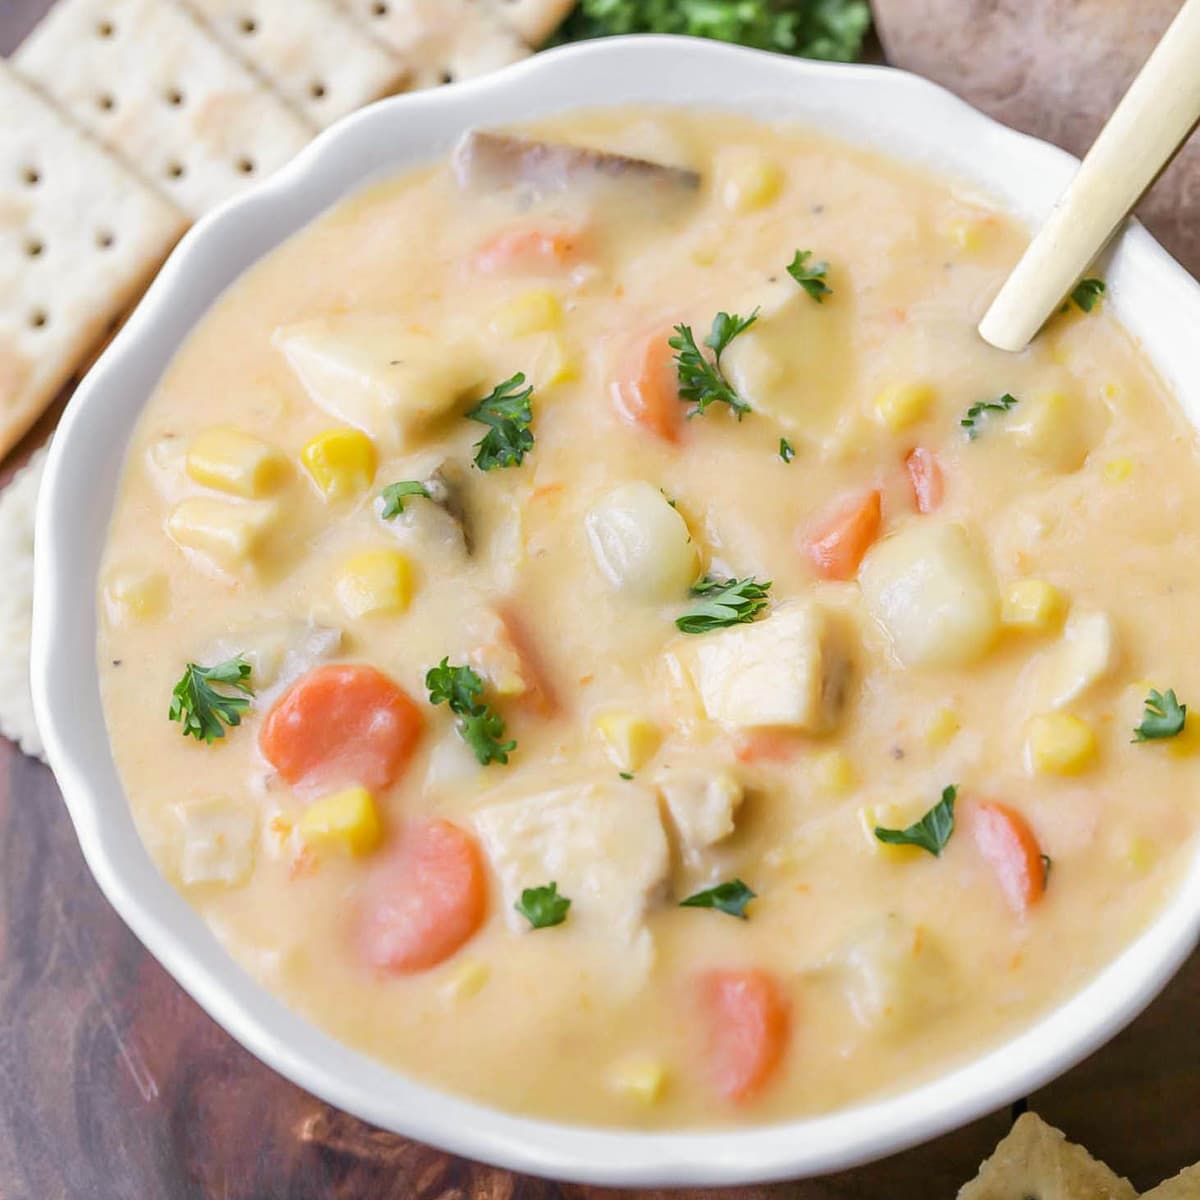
[98,109,1200,1128]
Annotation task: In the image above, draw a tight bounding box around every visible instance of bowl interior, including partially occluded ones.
[30,36,1200,1186]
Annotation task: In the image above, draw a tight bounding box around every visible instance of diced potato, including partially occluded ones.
[274,315,481,450]
[924,706,960,748]
[857,804,924,863]
[859,521,999,669]
[474,779,669,939]
[827,914,953,1032]
[167,497,280,573]
[874,382,934,432]
[335,549,413,618]
[655,766,743,859]
[490,289,562,337]
[441,958,491,1002]
[1006,390,1089,472]
[104,568,167,624]
[718,149,784,213]
[175,797,257,887]
[1026,712,1097,776]
[1030,609,1117,710]
[297,786,382,856]
[609,1058,667,1104]
[594,712,661,773]
[811,749,856,795]
[300,427,377,501]
[585,481,699,602]
[185,428,288,499]
[685,601,851,732]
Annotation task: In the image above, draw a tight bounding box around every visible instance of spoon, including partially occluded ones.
[978,0,1200,352]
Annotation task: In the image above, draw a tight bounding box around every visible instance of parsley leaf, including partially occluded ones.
[467,373,534,471]
[1069,277,1106,313]
[379,480,431,519]
[670,309,758,419]
[961,393,1018,440]
[168,656,254,744]
[676,575,771,634]
[556,0,872,64]
[786,249,832,302]
[1133,688,1187,742]
[425,658,516,765]
[874,785,957,857]
[779,437,795,463]
[515,881,571,929]
[680,878,757,919]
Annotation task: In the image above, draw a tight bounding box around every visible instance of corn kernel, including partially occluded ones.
[947,218,991,252]
[441,958,491,1002]
[924,706,960,748]
[335,549,413,618]
[594,712,661,773]
[1026,712,1098,775]
[186,428,288,498]
[104,568,167,623]
[873,382,935,432]
[167,498,279,572]
[719,153,784,213]
[858,804,922,862]
[490,289,562,338]
[1115,834,1155,873]
[609,1058,667,1104]
[1007,391,1088,472]
[1102,457,1134,484]
[532,332,578,388]
[300,428,377,501]
[297,786,382,856]
[1002,580,1067,633]
[812,749,855,796]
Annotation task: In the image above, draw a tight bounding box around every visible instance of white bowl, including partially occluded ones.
[31,35,1200,1186]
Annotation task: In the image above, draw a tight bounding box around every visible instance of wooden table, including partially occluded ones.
[2,5,1198,1196]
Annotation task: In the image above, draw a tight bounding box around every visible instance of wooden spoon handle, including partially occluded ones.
[978,0,1200,352]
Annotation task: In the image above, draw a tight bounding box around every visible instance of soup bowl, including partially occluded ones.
[30,34,1200,1185]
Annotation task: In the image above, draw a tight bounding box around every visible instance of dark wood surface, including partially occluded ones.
[2,4,1199,1197]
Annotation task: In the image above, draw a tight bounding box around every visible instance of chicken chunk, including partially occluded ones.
[682,601,852,732]
[175,797,257,887]
[205,619,342,705]
[274,315,482,451]
[474,779,670,941]
[1029,609,1117,710]
[655,766,744,862]
[454,131,700,199]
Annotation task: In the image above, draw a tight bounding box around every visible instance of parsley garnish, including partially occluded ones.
[515,881,571,929]
[425,658,516,765]
[786,249,831,302]
[1133,688,1187,742]
[168,656,254,744]
[467,373,534,470]
[379,480,430,519]
[680,878,757,919]
[619,771,634,780]
[670,310,758,419]
[1069,278,1105,313]
[874,785,957,857]
[961,393,1018,440]
[779,437,795,463]
[676,575,771,634]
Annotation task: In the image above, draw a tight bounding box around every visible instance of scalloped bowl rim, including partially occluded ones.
[30,36,1200,1186]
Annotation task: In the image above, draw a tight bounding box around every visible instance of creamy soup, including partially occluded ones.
[97,109,1200,1128]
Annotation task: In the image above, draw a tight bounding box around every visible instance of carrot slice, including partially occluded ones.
[972,802,1047,916]
[611,331,682,443]
[905,447,944,514]
[801,489,883,580]
[360,819,487,973]
[732,729,805,764]
[473,225,584,274]
[260,664,422,794]
[699,969,789,1103]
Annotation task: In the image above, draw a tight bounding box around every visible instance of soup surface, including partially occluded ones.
[97,108,1200,1128]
